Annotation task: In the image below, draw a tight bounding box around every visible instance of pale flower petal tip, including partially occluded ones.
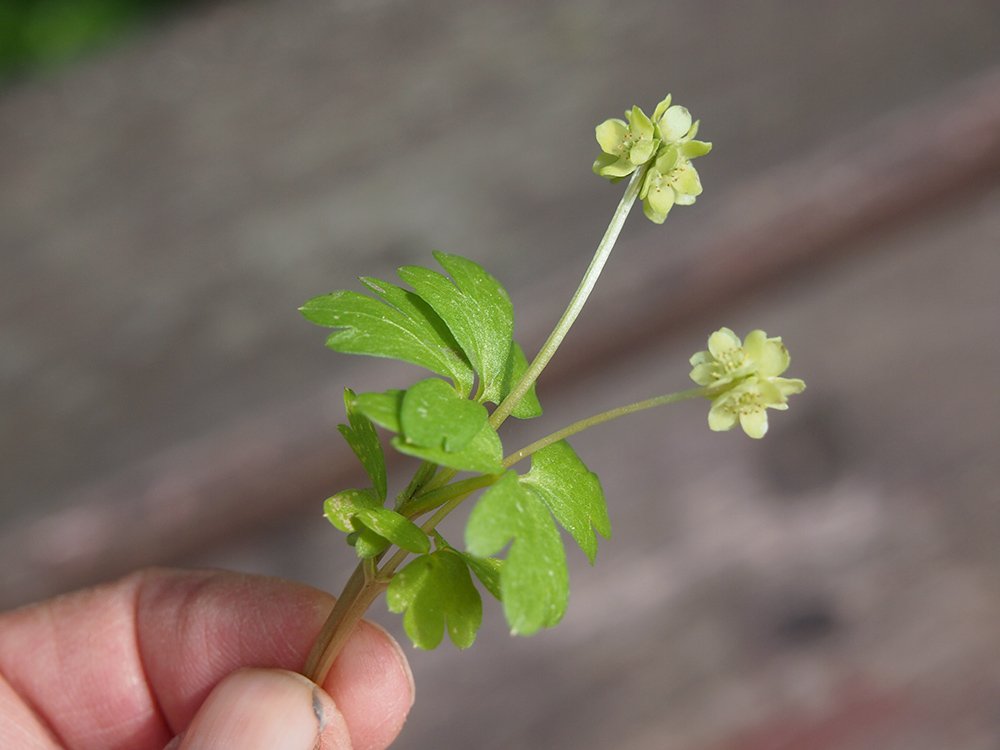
[691,327,805,438]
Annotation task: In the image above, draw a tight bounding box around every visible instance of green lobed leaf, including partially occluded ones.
[337,388,387,501]
[353,390,405,433]
[392,420,503,475]
[499,341,543,419]
[355,383,501,473]
[300,279,474,396]
[400,378,489,452]
[432,533,505,601]
[387,550,483,650]
[465,471,569,635]
[397,252,513,406]
[324,488,430,558]
[350,526,391,558]
[519,440,610,564]
[460,552,504,601]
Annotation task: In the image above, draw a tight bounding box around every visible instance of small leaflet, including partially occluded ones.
[337,388,387,501]
[465,471,569,635]
[519,440,610,564]
[387,550,483,650]
[324,488,430,558]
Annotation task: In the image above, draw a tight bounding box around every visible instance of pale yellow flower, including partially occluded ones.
[690,328,805,438]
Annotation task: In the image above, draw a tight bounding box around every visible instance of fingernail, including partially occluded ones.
[171,668,350,750]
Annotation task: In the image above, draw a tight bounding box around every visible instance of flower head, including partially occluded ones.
[690,328,805,438]
[594,94,712,223]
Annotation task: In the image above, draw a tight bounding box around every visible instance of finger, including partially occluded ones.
[136,569,414,750]
[164,669,352,750]
[0,672,60,749]
[0,568,414,750]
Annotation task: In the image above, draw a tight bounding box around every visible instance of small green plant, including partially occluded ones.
[299,95,804,684]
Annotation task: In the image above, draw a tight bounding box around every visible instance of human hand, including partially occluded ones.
[0,568,414,749]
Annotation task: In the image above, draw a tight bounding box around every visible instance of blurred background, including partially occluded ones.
[2,1,1000,748]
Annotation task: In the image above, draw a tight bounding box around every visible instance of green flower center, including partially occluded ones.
[650,165,685,191]
[733,390,765,415]
[717,387,766,419]
[618,131,638,156]
[716,348,748,374]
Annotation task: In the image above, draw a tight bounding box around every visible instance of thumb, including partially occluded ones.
[164,668,352,750]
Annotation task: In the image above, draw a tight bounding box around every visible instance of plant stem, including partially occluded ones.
[305,385,707,682]
[303,558,386,685]
[395,460,438,509]
[378,495,471,581]
[304,475,494,683]
[503,386,706,468]
[306,164,654,685]
[402,473,498,518]
[490,165,647,428]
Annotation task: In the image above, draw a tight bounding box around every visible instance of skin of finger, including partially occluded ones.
[326,619,415,750]
[135,569,413,750]
[0,576,169,750]
[0,568,413,750]
[0,672,61,750]
[171,669,352,750]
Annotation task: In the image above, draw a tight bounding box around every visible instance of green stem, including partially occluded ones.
[380,484,488,581]
[402,473,498,518]
[303,558,386,685]
[305,474,495,682]
[396,460,438,509]
[503,386,706,468]
[305,385,706,683]
[490,165,648,428]
[306,164,654,685]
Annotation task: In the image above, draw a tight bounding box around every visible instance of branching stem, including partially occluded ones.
[305,163,661,687]
[303,385,706,684]
[490,165,647,428]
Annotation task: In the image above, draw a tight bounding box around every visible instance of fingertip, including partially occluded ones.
[172,669,353,750]
[323,620,414,750]
[364,620,416,709]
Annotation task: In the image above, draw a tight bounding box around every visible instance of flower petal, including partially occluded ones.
[744,330,789,377]
[739,409,769,439]
[647,185,676,215]
[629,106,655,139]
[659,105,693,142]
[775,377,806,397]
[673,163,703,197]
[639,169,655,199]
[598,157,637,178]
[681,139,713,159]
[708,327,741,358]
[654,145,680,172]
[642,198,669,224]
[689,350,712,367]
[592,153,618,176]
[708,401,738,432]
[757,378,785,405]
[595,119,628,154]
[652,94,673,123]
[629,137,658,166]
[689,362,716,386]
